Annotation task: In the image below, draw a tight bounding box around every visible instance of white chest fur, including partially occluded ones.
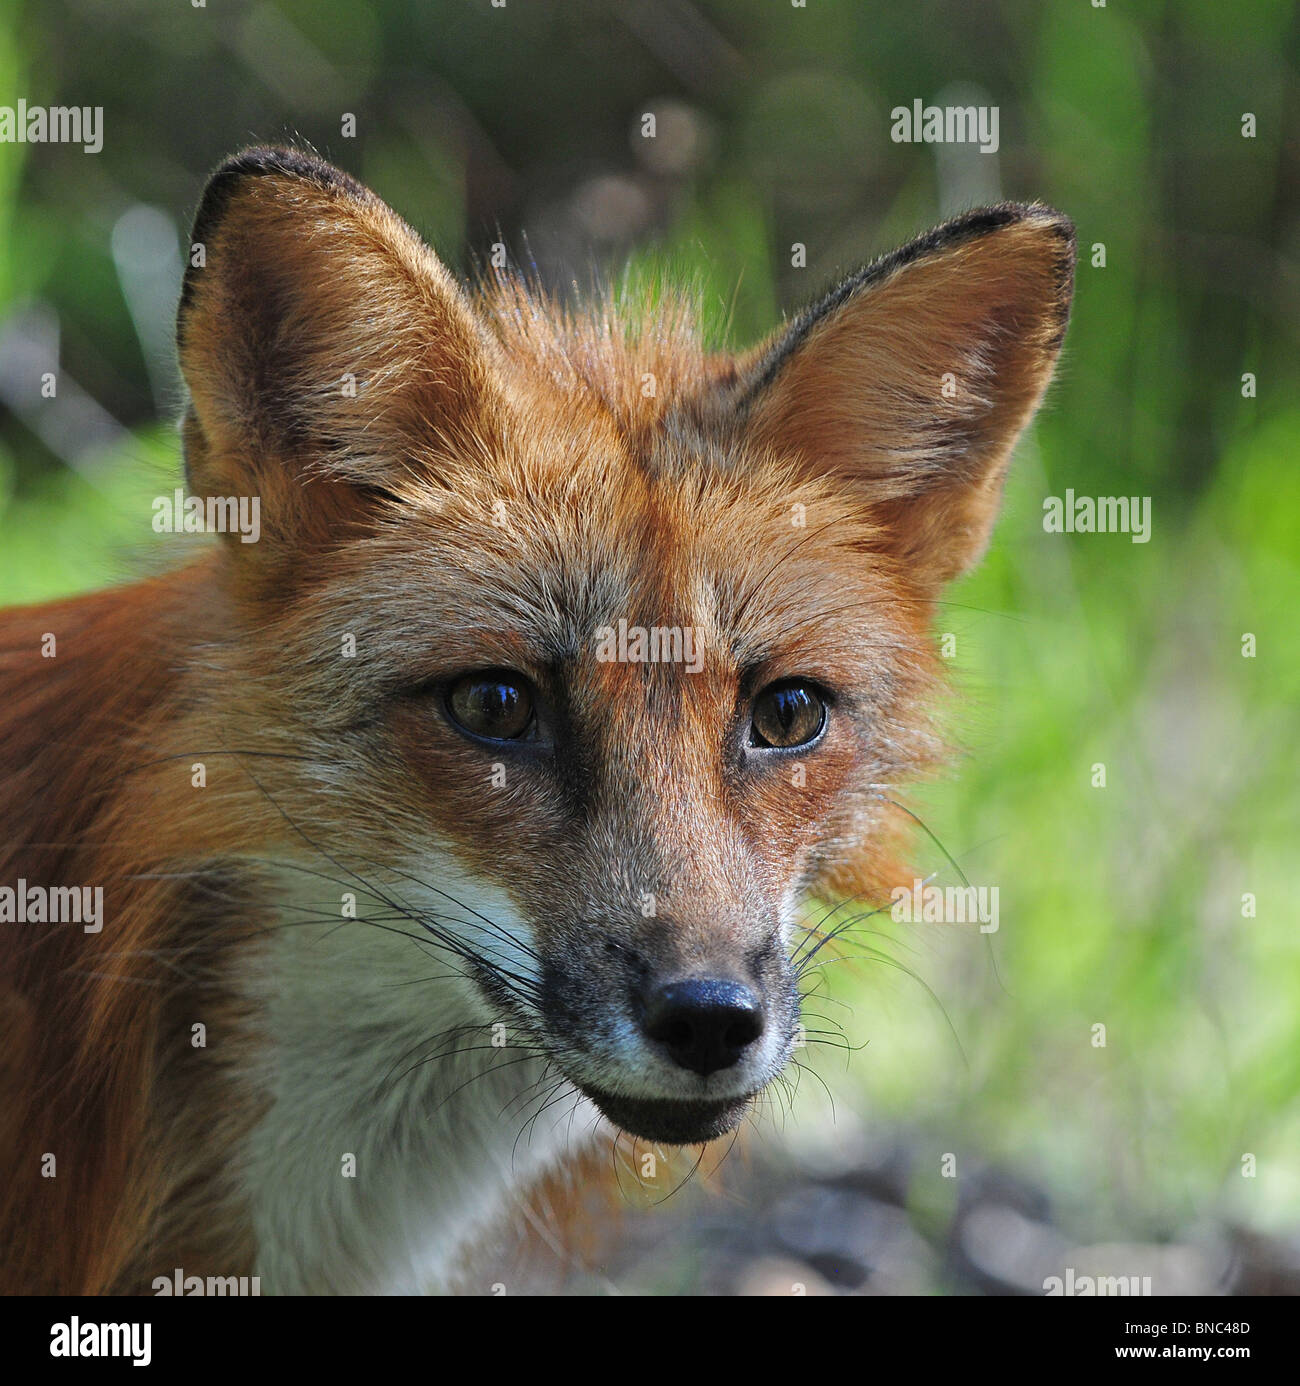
[238,861,598,1293]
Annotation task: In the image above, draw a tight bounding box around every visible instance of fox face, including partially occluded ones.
[171,149,1073,1162]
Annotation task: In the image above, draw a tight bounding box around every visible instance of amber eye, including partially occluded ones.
[445,671,535,742]
[750,680,827,749]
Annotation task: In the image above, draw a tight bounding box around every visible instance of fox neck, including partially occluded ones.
[241,861,597,1294]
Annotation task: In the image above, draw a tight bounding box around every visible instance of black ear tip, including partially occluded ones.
[929,201,1076,258]
[910,204,1076,353]
[738,200,1077,408]
[179,145,367,332]
[994,203,1078,337]
[188,145,366,247]
[1005,202,1077,263]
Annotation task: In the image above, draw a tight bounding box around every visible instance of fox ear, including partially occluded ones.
[177,147,496,557]
[723,205,1075,588]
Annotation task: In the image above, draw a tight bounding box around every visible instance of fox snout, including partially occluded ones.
[534,913,801,1144]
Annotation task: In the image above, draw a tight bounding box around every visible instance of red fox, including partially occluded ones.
[0,147,1073,1294]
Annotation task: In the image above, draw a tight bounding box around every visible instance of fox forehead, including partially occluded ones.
[289,437,916,696]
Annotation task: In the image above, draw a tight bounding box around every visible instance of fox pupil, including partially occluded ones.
[447,672,533,741]
[751,682,825,749]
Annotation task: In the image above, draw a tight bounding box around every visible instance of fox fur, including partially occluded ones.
[0,147,1073,1293]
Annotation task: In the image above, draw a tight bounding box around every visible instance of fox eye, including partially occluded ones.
[445,671,535,742]
[749,680,827,750]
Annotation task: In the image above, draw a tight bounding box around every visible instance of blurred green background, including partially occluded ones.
[1,0,1296,1291]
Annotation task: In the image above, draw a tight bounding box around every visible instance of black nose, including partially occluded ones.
[641,978,765,1076]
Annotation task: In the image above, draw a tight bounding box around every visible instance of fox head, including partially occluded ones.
[176,148,1073,1145]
